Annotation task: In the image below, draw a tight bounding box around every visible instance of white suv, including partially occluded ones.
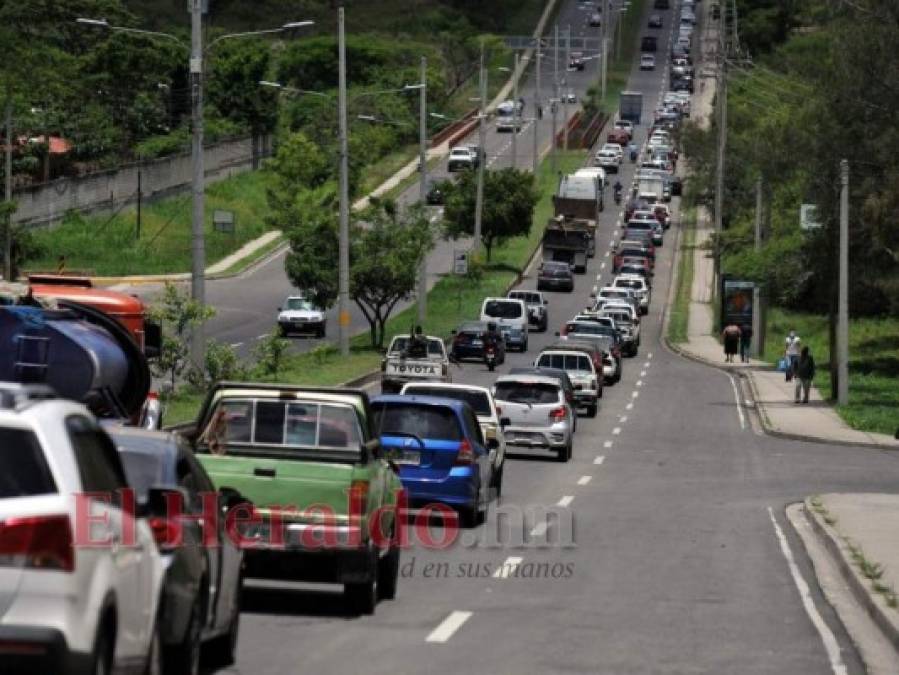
[0,384,164,674]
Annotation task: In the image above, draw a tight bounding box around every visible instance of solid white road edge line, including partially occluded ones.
[557,495,574,507]
[493,556,523,579]
[767,507,848,675]
[577,475,592,485]
[728,373,746,430]
[426,611,474,644]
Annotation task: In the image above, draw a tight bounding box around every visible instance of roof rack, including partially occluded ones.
[0,382,58,410]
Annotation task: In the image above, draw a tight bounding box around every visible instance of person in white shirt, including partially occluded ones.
[784,330,801,382]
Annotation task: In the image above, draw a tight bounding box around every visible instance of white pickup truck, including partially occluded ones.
[380,334,452,393]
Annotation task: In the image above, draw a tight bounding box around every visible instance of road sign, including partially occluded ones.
[453,251,469,275]
[800,204,822,231]
[213,210,235,233]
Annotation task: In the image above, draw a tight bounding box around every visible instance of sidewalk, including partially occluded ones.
[671,208,899,450]
[799,494,899,668]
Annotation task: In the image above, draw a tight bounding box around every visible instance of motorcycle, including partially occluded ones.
[613,187,622,205]
[485,345,497,372]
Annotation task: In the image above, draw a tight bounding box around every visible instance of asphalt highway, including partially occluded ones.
[207,2,899,673]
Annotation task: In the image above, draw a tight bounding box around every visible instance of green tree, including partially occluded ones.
[280,186,340,310]
[148,282,215,393]
[351,201,436,348]
[441,167,538,260]
[253,328,290,379]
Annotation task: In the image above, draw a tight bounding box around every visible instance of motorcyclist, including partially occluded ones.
[406,325,428,359]
[613,180,623,203]
[483,322,503,361]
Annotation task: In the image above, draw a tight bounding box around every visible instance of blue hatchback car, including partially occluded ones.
[371,395,496,527]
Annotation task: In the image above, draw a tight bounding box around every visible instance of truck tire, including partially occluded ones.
[165,600,202,675]
[377,542,400,601]
[587,403,598,418]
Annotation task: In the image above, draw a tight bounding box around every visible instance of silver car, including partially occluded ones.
[492,374,575,462]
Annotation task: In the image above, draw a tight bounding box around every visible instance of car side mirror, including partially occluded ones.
[499,417,511,428]
[543,299,549,305]
[486,437,500,450]
[554,331,561,337]
[277,306,282,312]
[218,486,250,513]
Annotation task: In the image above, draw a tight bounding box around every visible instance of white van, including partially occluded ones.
[480,297,529,352]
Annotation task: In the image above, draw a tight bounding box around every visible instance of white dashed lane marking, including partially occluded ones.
[426,611,473,644]
[493,556,523,579]
[577,475,592,486]
[603,440,613,448]
[594,455,605,464]
[612,427,621,435]
[557,495,575,508]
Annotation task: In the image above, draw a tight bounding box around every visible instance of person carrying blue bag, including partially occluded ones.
[784,329,801,382]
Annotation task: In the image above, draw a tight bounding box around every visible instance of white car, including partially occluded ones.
[602,142,624,160]
[278,295,327,337]
[640,54,656,70]
[0,383,165,674]
[448,146,478,172]
[613,274,651,314]
[595,149,621,173]
[481,297,529,351]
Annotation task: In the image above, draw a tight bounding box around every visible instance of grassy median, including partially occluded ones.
[667,209,695,344]
[163,151,587,426]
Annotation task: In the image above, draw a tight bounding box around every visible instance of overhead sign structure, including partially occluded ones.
[800,203,822,231]
[503,35,602,52]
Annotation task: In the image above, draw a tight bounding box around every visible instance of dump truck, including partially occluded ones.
[541,216,592,274]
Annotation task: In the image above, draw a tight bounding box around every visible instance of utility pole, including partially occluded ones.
[189,0,206,365]
[713,54,726,289]
[600,0,608,103]
[752,176,765,358]
[552,24,559,173]
[511,51,519,169]
[837,159,849,405]
[473,42,487,255]
[136,161,142,241]
[3,99,11,281]
[337,7,351,356]
[563,25,570,152]
[417,56,428,324]
[534,45,540,175]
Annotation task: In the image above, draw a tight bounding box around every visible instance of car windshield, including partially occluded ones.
[566,322,604,334]
[510,292,540,304]
[537,353,593,372]
[0,428,57,497]
[494,381,560,405]
[372,403,463,441]
[403,387,492,416]
[285,298,315,311]
[616,279,643,289]
[484,301,523,319]
[390,337,445,356]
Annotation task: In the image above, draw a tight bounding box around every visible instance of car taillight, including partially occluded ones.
[560,324,568,336]
[147,516,180,553]
[0,515,74,572]
[380,359,386,372]
[548,407,567,422]
[454,439,476,465]
[350,479,370,505]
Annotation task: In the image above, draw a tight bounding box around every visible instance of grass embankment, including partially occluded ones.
[667,209,696,343]
[163,150,587,425]
[28,171,271,277]
[759,309,899,436]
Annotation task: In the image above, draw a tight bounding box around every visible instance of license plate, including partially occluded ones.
[472,339,483,346]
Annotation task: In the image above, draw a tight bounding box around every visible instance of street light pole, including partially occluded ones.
[417,56,428,324]
[563,25,570,152]
[601,0,608,102]
[837,159,849,405]
[553,24,559,173]
[337,6,351,356]
[3,98,11,281]
[534,47,540,175]
[189,0,206,365]
[473,42,487,255]
[511,51,518,169]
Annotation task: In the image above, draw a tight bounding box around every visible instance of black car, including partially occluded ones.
[648,14,663,28]
[641,35,658,52]
[537,260,575,292]
[109,426,246,673]
[450,320,506,363]
[671,76,694,93]
[426,180,445,205]
[568,53,585,70]
[654,0,670,8]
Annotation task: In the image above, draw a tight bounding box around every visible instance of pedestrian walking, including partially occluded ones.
[739,322,753,363]
[537,104,543,120]
[793,346,816,404]
[722,323,741,363]
[784,329,801,381]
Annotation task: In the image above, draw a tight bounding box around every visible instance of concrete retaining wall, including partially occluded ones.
[12,134,272,228]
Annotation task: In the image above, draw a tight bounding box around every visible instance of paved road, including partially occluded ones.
[192,0,618,358]
[205,2,899,673]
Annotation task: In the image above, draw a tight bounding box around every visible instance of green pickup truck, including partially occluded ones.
[185,382,403,614]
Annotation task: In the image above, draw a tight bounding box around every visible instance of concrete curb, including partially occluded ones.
[803,499,899,653]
